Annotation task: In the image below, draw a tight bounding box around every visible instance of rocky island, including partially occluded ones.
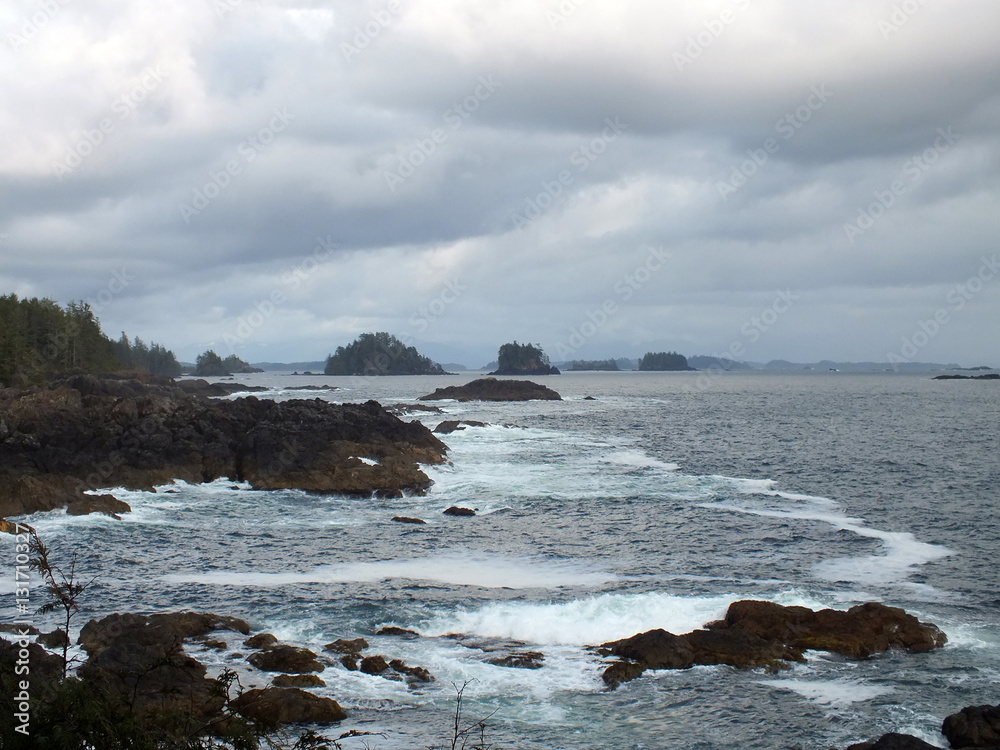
[419,377,561,402]
[489,342,560,375]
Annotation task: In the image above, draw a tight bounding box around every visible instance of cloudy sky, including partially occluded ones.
[2,0,999,367]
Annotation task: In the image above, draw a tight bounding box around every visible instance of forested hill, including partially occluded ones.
[0,294,181,386]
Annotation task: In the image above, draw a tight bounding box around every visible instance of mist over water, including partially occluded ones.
[12,372,1000,749]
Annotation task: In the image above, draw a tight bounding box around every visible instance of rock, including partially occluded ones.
[244,633,279,649]
[66,493,132,518]
[77,612,250,720]
[933,374,1000,380]
[443,506,476,516]
[849,734,944,750]
[0,635,64,694]
[192,636,228,651]
[0,375,449,518]
[340,654,359,671]
[942,704,1000,748]
[389,659,434,682]
[385,403,445,416]
[0,623,40,635]
[247,645,325,674]
[324,637,369,655]
[359,655,390,674]
[418,378,561,402]
[391,516,427,525]
[233,687,346,725]
[717,600,947,658]
[486,651,544,669]
[583,396,597,400]
[36,627,69,650]
[377,626,419,638]
[602,660,647,689]
[273,673,326,688]
[434,420,489,434]
[597,600,946,688]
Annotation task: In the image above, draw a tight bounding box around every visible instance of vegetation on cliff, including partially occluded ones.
[637,351,695,371]
[194,350,261,376]
[0,294,180,386]
[491,342,559,375]
[324,333,445,376]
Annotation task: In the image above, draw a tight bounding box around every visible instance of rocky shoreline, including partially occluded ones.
[0,373,448,520]
[2,600,994,747]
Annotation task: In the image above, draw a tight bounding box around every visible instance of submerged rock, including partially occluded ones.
[443,506,476,516]
[418,377,561,402]
[486,651,545,670]
[391,516,427,524]
[376,626,420,638]
[273,673,326,688]
[434,420,489,434]
[846,734,944,750]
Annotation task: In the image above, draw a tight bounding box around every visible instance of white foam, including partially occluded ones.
[351,456,380,466]
[767,677,894,708]
[163,552,616,590]
[603,449,679,472]
[420,591,736,646]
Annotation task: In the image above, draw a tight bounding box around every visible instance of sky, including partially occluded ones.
[2,0,999,368]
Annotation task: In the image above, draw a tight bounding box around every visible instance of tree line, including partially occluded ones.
[0,294,181,386]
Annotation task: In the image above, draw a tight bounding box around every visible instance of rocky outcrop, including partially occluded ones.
[419,378,561,402]
[324,637,368,655]
[598,600,946,688]
[244,633,279,649]
[434,420,488,434]
[391,516,427,524]
[0,374,449,518]
[232,687,346,725]
[443,506,476,516]
[933,374,999,380]
[272,674,326,688]
[486,651,545,669]
[78,612,250,720]
[376,626,419,638]
[847,734,943,750]
[247,645,325,674]
[942,704,1000,748]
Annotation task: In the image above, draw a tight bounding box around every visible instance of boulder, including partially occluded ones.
[377,626,419,638]
[434,420,488,434]
[324,637,368,655]
[389,659,434,683]
[359,655,390,674]
[443,506,476,517]
[419,378,561,402]
[233,687,346,725]
[486,651,545,670]
[847,734,943,750]
[244,633,279,649]
[66,493,132,518]
[391,516,427,525]
[247,645,324,674]
[340,654,359,671]
[37,628,69,650]
[273,673,326,688]
[942,704,1000,748]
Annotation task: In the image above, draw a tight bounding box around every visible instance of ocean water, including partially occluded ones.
[7,372,1000,749]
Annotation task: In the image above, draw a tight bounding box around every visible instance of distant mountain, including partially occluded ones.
[440,362,469,372]
[252,361,326,372]
[688,356,754,372]
[762,359,962,373]
[615,357,638,371]
[638,351,695,372]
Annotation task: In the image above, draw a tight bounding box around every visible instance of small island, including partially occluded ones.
[324,333,445,376]
[638,351,696,371]
[490,342,560,375]
[567,359,619,371]
[419,377,561,402]
[193,350,263,376]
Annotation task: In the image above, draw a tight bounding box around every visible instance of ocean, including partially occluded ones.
[9,371,1000,749]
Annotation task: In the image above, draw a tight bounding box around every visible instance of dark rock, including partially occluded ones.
[385,403,445,416]
[324,637,369,655]
[377,626,419,638]
[419,377,561,402]
[244,633,279,649]
[391,516,427,525]
[486,651,545,669]
[598,600,946,688]
[0,375,449,518]
[0,623,40,635]
[285,385,337,391]
[602,660,647,689]
[67,493,132,518]
[273,673,326,688]
[389,658,434,682]
[233,687,346,725]
[583,396,597,400]
[192,636,227,651]
[340,654,359,671]
[854,733,943,750]
[443,506,476,516]
[248,645,325,674]
[933,374,1000,380]
[77,612,250,720]
[434,420,488,434]
[359,654,390,674]
[942,704,1000,748]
